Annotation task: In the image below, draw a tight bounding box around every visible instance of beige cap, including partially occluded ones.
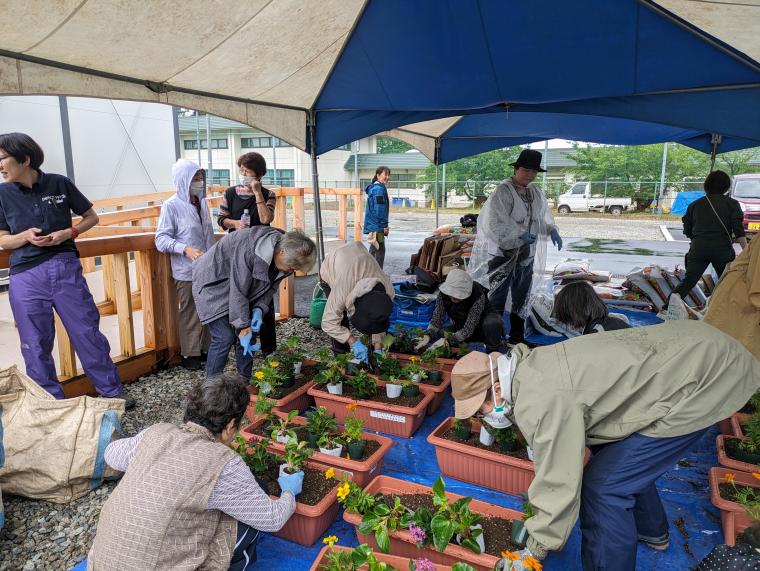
[451,351,503,419]
[439,269,473,299]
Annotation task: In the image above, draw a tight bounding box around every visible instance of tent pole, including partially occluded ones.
[542,139,548,188]
[309,112,325,269]
[657,142,668,213]
[434,139,440,230]
[206,114,212,184]
[709,133,722,171]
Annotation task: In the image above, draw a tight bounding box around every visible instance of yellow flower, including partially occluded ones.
[753,472,760,481]
[325,468,335,480]
[254,371,264,380]
[726,472,736,484]
[501,551,520,561]
[322,535,338,547]
[270,361,280,368]
[346,402,358,412]
[409,356,418,362]
[524,556,542,571]
[336,481,351,501]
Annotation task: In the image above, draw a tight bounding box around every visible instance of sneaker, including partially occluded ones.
[639,533,669,551]
[103,393,136,410]
[182,356,203,371]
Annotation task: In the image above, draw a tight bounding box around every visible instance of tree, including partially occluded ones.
[416,147,524,205]
[376,136,413,154]
[715,149,757,176]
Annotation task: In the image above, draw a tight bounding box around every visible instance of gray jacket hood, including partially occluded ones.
[172,159,205,202]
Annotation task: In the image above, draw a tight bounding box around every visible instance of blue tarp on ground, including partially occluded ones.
[671,191,706,216]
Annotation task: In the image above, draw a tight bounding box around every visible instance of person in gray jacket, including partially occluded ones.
[192,227,316,379]
[155,159,216,370]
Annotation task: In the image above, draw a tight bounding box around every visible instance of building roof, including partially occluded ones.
[344,152,431,170]
[178,114,256,133]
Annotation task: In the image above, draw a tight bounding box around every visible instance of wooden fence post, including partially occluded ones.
[338,195,347,241]
[353,190,364,242]
[293,190,305,232]
[54,313,78,378]
[137,249,166,350]
[109,252,136,357]
[102,254,116,305]
[159,253,180,361]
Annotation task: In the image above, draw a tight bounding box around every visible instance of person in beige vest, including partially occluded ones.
[319,241,394,362]
[88,373,300,570]
[704,233,760,360]
[450,321,760,571]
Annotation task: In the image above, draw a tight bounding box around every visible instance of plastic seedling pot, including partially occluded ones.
[386,384,402,398]
[326,382,343,395]
[319,444,343,457]
[479,425,495,446]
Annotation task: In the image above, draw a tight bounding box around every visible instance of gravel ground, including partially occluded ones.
[0,319,331,571]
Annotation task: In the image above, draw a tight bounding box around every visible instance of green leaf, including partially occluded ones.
[459,537,481,554]
[430,514,456,552]
[376,527,391,553]
[451,563,477,571]
[373,503,391,516]
[359,515,380,535]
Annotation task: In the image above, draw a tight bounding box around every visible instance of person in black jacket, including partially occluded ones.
[416,269,504,352]
[552,281,630,335]
[672,170,747,301]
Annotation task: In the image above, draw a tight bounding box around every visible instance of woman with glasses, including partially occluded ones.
[0,132,133,407]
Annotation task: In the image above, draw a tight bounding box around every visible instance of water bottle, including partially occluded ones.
[241,209,251,228]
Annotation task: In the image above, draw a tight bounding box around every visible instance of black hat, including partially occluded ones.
[350,288,393,334]
[510,149,546,172]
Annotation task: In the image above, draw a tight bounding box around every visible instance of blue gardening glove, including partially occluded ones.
[239,331,260,356]
[250,307,263,333]
[519,231,537,245]
[550,228,563,251]
[350,339,369,363]
[373,348,384,356]
[277,470,304,497]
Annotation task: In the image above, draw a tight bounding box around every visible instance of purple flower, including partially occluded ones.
[408,523,427,544]
[413,558,436,571]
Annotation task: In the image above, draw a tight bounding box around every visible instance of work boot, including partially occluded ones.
[182,356,203,371]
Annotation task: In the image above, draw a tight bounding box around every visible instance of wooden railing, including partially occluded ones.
[0,187,364,396]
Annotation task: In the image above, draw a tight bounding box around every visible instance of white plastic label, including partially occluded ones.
[370,410,406,424]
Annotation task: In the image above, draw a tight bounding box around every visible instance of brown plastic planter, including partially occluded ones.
[717,435,760,473]
[246,359,318,421]
[308,381,434,438]
[709,467,760,546]
[730,413,751,438]
[271,461,340,546]
[343,475,523,571]
[309,545,455,571]
[240,415,394,487]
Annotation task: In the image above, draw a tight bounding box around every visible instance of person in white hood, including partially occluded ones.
[155,159,215,370]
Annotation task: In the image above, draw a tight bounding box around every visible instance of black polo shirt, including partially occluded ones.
[0,171,92,274]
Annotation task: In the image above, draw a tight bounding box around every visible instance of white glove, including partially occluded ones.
[430,337,447,350]
[414,335,430,351]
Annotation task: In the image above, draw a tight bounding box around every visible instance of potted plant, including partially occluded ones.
[305,406,338,448]
[252,395,277,428]
[247,357,319,420]
[343,403,367,460]
[385,376,403,399]
[231,434,275,479]
[452,418,472,440]
[276,335,306,377]
[709,467,760,546]
[318,433,344,457]
[403,359,428,384]
[310,541,470,571]
[314,349,351,395]
[347,370,379,400]
[270,409,299,444]
[478,424,495,447]
[509,502,535,548]
[719,412,760,473]
[401,378,421,398]
[278,438,313,478]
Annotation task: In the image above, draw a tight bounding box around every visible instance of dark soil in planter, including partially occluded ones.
[252,365,317,399]
[718,482,760,503]
[249,424,382,461]
[385,493,522,556]
[725,438,760,466]
[441,427,531,461]
[255,465,338,506]
[420,376,443,387]
[319,383,425,408]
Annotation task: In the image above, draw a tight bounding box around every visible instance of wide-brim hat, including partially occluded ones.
[510,149,546,172]
[439,269,473,299]
[451,351,503,419]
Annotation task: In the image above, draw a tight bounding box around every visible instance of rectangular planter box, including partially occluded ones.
[246,359,318,421]
[343,475,523,571]
[271,461,340,547]
[307,381,434,438]
[240,415,394,487]
[730,412,751,438]
[709,467,760,546]
[309,545,454,571]
[716,434,759,473]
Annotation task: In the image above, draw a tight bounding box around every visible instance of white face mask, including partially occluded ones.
[481,353,517,429]
[189,181,205,196]
[239,175,255,186]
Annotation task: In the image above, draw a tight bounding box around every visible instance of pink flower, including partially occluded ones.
[408,523,427,544]
[413,558,436,571]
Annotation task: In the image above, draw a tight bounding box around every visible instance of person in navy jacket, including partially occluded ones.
[363,166,390,268]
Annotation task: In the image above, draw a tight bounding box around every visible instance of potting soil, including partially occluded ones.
[253,393,725,570]
[321,384,426,408]
[250,424,383,461]
[256,466,339,506]
[441,427,531,461]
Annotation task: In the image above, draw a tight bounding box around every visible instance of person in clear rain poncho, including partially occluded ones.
[469,149,562,345]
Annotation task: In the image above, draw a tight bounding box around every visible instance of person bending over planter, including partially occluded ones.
[551,281,630,336]
[415,269,504,352]
[193,227,316,379]
[450,321,760,570]
[319,241,394,362]
[88,373,301,570]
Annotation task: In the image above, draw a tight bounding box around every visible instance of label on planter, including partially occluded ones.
[370,410,406,424]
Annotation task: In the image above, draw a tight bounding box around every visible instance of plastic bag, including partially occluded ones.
[696,543,760,570]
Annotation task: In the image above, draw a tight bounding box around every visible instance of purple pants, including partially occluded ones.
[9,252,123,399]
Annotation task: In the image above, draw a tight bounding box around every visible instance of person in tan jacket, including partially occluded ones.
[451,321,760,571]
[704,234,760,360]
[319,241,394,361]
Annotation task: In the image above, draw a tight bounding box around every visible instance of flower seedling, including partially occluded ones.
[253,395,277,426]
[347,370,379,400]
[739,413,760,458]
[270,410,299,443]
[306,406,339,440]
[336,479,376,515]
[343,404,366,444]
[402,359,428,382]
[280,438,313,475]
[315,349,352,387]
[252,358,288,395]
[452,418,472,440]
[231,436,274,477]
[318,433,343,451]
[429,476,483,554]
[724,472,760,522]
[358,496,413,554]
[319,541,395,571]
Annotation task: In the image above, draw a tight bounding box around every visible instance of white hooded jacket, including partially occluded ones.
[155,159,216,281]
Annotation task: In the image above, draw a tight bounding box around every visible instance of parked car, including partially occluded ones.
[556,182,632,215]
[730,174,760,235]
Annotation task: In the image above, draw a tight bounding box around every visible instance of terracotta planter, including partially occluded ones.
[368,371,451,415]
[246,359,318,421]
[240,415,394,487]
[709,467,760,546]
[731,412,751,438]
[271,461,340,546]
[427,417,589,495]
[343,475,523,571]
[717,435,760,472]
[308,381,434,438]
[308,545,455,571]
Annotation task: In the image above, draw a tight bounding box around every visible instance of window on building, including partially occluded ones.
[209,169,230,185]
[183,138,228,150]
[389,173,416,190]
[240,137,292,149]
[337,143,352,151]
[262,169,295,186]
